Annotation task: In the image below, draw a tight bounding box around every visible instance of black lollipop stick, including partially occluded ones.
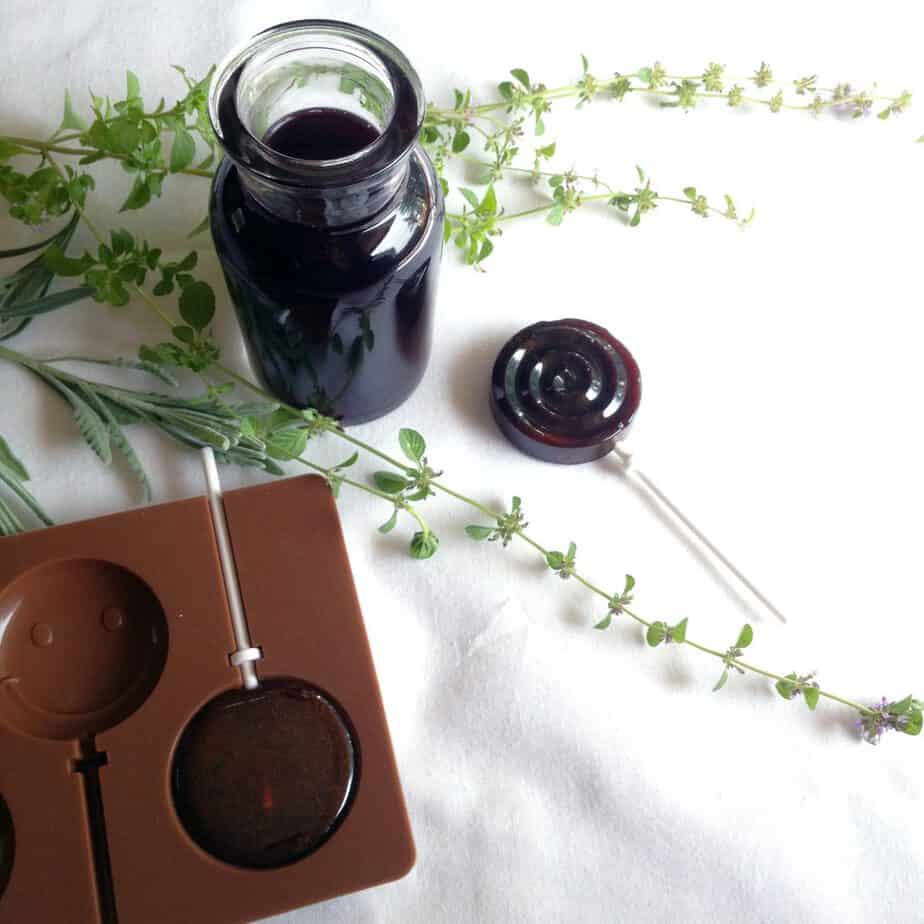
[491,318,786,624]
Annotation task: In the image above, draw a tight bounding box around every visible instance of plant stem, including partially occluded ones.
[293,456,395,503]
[2,135,214,178]
[428,77,901,123]
[24,132,879,728]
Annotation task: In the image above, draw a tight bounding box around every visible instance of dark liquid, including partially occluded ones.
[171,678,356,869]
[263,108,379,160]
[210,105,443,424]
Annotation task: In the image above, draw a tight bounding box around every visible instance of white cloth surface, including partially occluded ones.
[2,2,924,921]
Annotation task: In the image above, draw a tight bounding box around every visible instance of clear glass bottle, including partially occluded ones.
[208,20,443,424]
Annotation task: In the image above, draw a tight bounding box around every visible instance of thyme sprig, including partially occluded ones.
[1,58,907,273]
[0,60,918,743]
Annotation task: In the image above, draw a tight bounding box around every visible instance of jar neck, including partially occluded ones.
[209,20,425,228]
[233,148,411,227]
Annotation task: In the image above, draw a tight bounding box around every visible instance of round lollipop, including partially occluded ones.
[170,450,357,869]
[491,318,786,624]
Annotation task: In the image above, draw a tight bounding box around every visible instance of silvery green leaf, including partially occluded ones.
[398,428,426,463]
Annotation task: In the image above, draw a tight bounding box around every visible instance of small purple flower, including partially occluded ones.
[856,697,900,745]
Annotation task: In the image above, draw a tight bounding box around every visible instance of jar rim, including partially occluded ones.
[208,20,425,186]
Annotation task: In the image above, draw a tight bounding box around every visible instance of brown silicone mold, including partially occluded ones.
[0,475,415,924]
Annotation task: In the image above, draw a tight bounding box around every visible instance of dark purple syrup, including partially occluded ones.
[210,100,443,424]
[171,678,357,869]
[262,108,380,161]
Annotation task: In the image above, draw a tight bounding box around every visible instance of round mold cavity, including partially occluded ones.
[0,559,168,741]
[0,796,12,900]
[171,677,357,869]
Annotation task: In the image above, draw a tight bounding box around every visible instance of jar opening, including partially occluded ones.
[235,36,396,168]
[209,20,425,185]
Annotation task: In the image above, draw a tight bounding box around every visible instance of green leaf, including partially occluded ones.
[646,622,667,647]
[59,89,88,132]
[624,574,636,594]
[373,471,410,494]
[510,68,531,88]
[43,245,94,277]
[110,227,134,256]
[713,668,729,692]
[459,187,480,210]
[265,426,308,461]
[398,428,426,463]
[0,435,30,481]
[126,70,141,99]
[465,525,494,540]
[636,67,652,84]
[0,496,24,537]
[120,176,151,212]
[451,131,470,154]
[901,710,922,736]
[333,451,358,470]
[736,624,754,648]
[683,186,697,200]
[594,612,612,630]
[479,185,497,216]
[775,678,796,700]
[0,286,93,322]
[803,686,820,711]
[546,550,565,570]
[0,458,53,527]
[0,226,70,260]
[378,509,399,534]
[172,325,195,344]
[888,695,914,715]
[671,617,688,643]
[59,355,178,387]
[498,81,514,100]
[108,118,143,155]
[178,280,215,330]
[170,127,196,172]
[547,204,565,225]
[46,376,111,464]
[77,383,152,502]
[409,530,439,560]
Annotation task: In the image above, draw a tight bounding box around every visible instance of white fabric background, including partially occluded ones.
[2,1,923,921]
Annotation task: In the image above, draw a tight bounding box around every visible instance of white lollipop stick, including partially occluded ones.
[613,445,787,625]
[201,448,263,688]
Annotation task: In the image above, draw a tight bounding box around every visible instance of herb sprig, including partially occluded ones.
[0,434,53,536]
[0,60,918,743]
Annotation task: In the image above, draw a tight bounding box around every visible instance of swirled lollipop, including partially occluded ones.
[491,318,786,624]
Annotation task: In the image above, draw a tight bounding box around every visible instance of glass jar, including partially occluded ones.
[208,20,443,425]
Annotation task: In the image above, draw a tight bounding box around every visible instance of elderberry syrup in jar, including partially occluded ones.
[209,21,443,424]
